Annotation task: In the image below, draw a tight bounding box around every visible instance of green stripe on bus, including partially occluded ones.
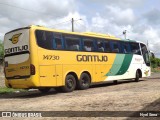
[116,54,133,75]
[106,54,125,76]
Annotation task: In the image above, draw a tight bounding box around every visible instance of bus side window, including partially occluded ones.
[83,38,94,52]
[104,40,111,53]
[140,43,148,55]
[36,30,53,50]
[111,41,121,53]
[97,40,104,52]
[53,34,63,50]
[64,36,80,51]
[121,42,131,54]
[130,43,141,55]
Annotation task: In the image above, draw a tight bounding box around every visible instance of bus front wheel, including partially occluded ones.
[77,73,91,90]
[61,74,76,92]
[135,70,140,82]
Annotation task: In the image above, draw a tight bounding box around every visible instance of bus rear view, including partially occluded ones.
[4,27,33,88]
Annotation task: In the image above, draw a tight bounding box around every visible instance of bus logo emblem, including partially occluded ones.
[9,33,22,44]
[144,70,149,76]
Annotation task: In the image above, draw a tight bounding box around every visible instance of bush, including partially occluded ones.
[150,57,160,68]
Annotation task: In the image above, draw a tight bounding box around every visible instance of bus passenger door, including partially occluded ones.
[39,66,56,86]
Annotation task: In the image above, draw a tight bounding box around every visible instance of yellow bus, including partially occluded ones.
[4,25,151,93]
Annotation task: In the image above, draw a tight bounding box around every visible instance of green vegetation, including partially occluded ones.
[0,87,16,94]
[150,57,160,72]
[0,87,26,94]
[151,67,160,73]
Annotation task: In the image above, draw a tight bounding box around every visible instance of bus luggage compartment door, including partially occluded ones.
[39,66,56,86]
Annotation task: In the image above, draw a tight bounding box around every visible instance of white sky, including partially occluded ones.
[0,0,160,57]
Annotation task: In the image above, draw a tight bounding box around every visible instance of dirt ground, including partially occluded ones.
[0,72,160,119]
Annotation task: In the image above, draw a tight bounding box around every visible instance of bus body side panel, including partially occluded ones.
[93,53,116,82]
[37,49,117,86]
[28,27,41,87]
[37,48,63,86]
[104,54,139,81]
[104,54,150,81]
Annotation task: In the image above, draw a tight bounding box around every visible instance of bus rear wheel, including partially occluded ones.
[38,88,51,93]
[77,73,91,90]
[135,70,140,82]
[61,74,76,92]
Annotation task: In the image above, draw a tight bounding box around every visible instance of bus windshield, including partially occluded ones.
[140,43,150,66]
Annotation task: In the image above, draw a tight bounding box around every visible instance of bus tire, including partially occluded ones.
[77,73,91,90]
[135,70,140,82]
[38,88,51,93]
[61,74,76,92]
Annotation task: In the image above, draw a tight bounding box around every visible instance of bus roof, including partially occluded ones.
[120,39,145,44]
[30,25,120,40]
[5,25,145,44]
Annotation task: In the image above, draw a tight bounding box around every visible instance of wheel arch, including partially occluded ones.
[80,71,92,82]
[65,71,78,84]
